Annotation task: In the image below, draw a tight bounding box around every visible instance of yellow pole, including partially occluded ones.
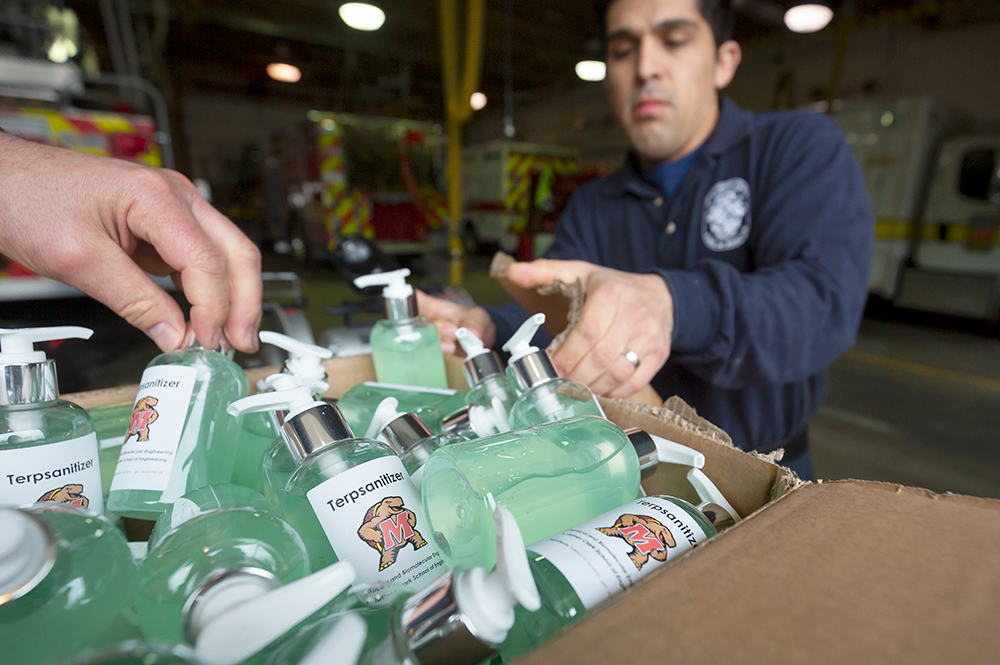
[439,0,485,286]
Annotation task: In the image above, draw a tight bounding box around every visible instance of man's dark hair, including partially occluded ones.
[595,0,734,48]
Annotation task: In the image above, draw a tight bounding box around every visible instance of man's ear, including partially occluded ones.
[714,40,742,90]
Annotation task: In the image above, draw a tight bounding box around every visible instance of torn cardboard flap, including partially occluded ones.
[490,252,663,408]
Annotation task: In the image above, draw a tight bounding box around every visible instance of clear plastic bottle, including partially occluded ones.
[335,381,467,439]
[232,332,333,494]
[369,398,468,491]
[439,327,520,440]
[135,484,309,644]
[354,269,448,389]
[56,642,200,665]
[499,474,738,660]
[502,314,604,429]
[88,402,135,498]
[228,387,444,592]
[0,327,105,515]
[421,416,734,571]
[0,504,138,665]
[107,338,249,521]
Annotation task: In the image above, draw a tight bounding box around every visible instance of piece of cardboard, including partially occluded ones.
[516,480,1000,664]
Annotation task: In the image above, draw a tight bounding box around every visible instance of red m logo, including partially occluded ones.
[127,410,155,438]
[378,513,415,548]
[618,523,664,556]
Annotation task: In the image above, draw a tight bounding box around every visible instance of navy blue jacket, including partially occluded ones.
[486,98,874,453]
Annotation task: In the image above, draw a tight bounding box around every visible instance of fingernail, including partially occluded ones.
[149,322,182,351]
[246,325,260,352]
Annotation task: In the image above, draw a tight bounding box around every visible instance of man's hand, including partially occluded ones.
[0,135,262,353]
[505,259,675,398]
[415,290,495,356]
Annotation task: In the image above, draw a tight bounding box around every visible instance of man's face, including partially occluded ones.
[603,0,731,165]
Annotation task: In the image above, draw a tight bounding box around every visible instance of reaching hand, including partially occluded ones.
[505,258,675,398]
[0,134,262,353]
[415,290,495,356]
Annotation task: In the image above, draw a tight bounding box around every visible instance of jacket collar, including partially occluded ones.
[600,97,751,198]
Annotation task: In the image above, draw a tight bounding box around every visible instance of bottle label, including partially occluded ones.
[362,381,457,396]
[306,456,444,592]
[109,365,198,493]
[0,433,104,515]
[528,496,710,610]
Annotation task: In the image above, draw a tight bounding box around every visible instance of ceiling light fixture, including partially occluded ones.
[267,62,302,83]
[784,4,834,33]
[339,3,386,31]
[470,92,487,110]
[575,60,606,82]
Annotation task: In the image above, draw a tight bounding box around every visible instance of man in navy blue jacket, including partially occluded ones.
[419,0,874,479]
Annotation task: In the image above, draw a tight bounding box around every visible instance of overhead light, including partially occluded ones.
[784,4,834,33]
[339,3,385,31]
[267,63,302,83]
[470,92,487,110]
[575,60,606,82]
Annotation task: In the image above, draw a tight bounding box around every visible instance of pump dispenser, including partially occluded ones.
[440,328,519,440]
[421,415,736,571]
[0,327,105,514]
[502,315,604,429]
[107,335,249,521]
[370,398,466,490]
[135,484,310,644]
[336,381,466,439]
[0,504,139,665]
[500,468,737,660]
[232,332,334,493]
[353,268,448,389]
[228,388,443,590]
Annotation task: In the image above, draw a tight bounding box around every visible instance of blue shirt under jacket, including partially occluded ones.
[485,98,875,453]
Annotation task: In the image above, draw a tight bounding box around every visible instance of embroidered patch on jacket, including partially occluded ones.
[701,178,751,251]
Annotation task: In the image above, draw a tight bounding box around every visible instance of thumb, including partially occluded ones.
[415,289,465,324]
[504,259,598,290]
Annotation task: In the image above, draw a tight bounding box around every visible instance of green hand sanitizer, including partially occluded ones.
[502,314,604,429]
[107,337,249,521]
[439,327,520,440]
[135,484,309,645]
[0,504,138,665]
[56,642,200,665]
[88,402,135,499]
[353,269,448,389]
[421,416,732,571]
[253,506,540,665]
[499,469,739,660]
[369,398,467,492]
[0,327,104,515]
[232,332,333,494]
[228,387,444,591]
[335,381,466,438]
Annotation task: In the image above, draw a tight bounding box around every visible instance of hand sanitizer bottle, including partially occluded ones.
[440,327,519,439]
[227,387,444,591]
[353,268,448,389]
[0,504,138,665]
[135,484,309,644]
[257,374,330,511]
[335,381,466,438]
[421,415,730,571]
[55,642,201,665]
[0,327,104,515]
[503,314,604,429]
[232,331,333,493]
[107,336,249,521]
[499,469,737,660]
[369,398,466,491]
[251,506,540,665]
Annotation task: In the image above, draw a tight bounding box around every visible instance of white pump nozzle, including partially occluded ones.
[467,396,510,436]
[353,268,413,300]
[686,467,741,524]
[298,613,368,665]
[456,327,488,359]
[0,327,93,363]
[261,373,329,397]
[651,436,706,469]
[501,314,544,364]
[258,332,333,381]
[194,561,356,665]
[227,387,324,422]
[366,397,405,441]
[454,505,541,645]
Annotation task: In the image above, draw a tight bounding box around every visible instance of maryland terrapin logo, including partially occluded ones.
[598,514,676,570]
[125,396,160,442]
[357,496,428,571]
[37,483,89,508]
